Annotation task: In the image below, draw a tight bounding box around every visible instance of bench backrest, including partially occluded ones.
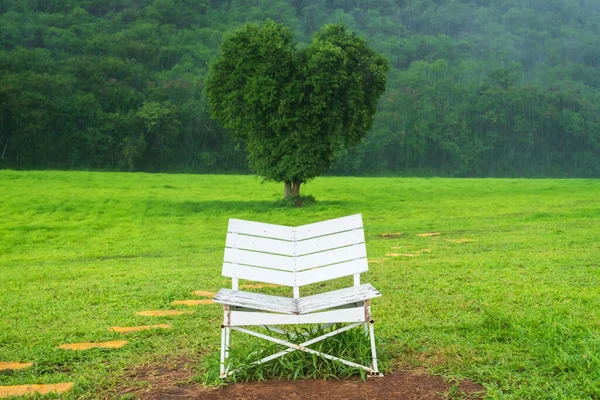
[222,214,368,298]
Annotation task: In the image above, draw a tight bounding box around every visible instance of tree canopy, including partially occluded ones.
[206,21,389,195]
[0,0,599,177]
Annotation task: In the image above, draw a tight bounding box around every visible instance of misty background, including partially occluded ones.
[1,0,599,177]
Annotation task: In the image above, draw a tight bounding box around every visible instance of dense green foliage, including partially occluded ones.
[206,21,388,194]
[1,170,600,398]
[0,0,599,176]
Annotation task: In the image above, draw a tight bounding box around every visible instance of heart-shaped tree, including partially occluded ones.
[206,20,389,199]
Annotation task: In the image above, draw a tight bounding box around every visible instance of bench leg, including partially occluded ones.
[368,321,381,376]
[219,325,231,378]
[225,326,231,372]
[220,325,226,378]
[363,300,370,334]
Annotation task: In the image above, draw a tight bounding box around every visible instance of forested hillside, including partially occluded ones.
[1,0,599,177]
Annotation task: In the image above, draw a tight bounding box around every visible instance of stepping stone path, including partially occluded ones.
[240,283,279,289]
[0,383,74,398]
[380,232,403,238]
[172,299,213,306]
[417,232,441,237]
[136,310,194,316]
[109,324,171,333]
[445,238,477,243]
[386,247,432,258]
[192,290,216,297]
[0,362,32,371]
[9,289,214,395]
[59,340,128,351]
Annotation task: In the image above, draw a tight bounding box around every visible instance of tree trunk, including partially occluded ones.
[292,179,301,196]
[1,140,7,160]
[284,180,292,198]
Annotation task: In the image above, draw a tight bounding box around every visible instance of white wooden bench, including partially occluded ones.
[213,214,382,378]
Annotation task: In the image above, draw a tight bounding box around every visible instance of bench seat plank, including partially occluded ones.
[213,284,380,315]
[297,284,381,314]
[214,289,297,314]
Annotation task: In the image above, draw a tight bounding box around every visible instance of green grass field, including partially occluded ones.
[1,170,599,399]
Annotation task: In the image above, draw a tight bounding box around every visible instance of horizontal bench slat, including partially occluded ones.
[229,307,366,325]
[222,263,295,287]
[295,214,363,241]
[297,258,368,286]
[295,229,365,256]
[223,248,295,271]
[228,219,295,241]
[295,244,367,271]
[226,233,294,256]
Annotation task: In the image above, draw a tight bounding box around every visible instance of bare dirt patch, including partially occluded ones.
[122,362,484,400]
[0,362,33,371]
